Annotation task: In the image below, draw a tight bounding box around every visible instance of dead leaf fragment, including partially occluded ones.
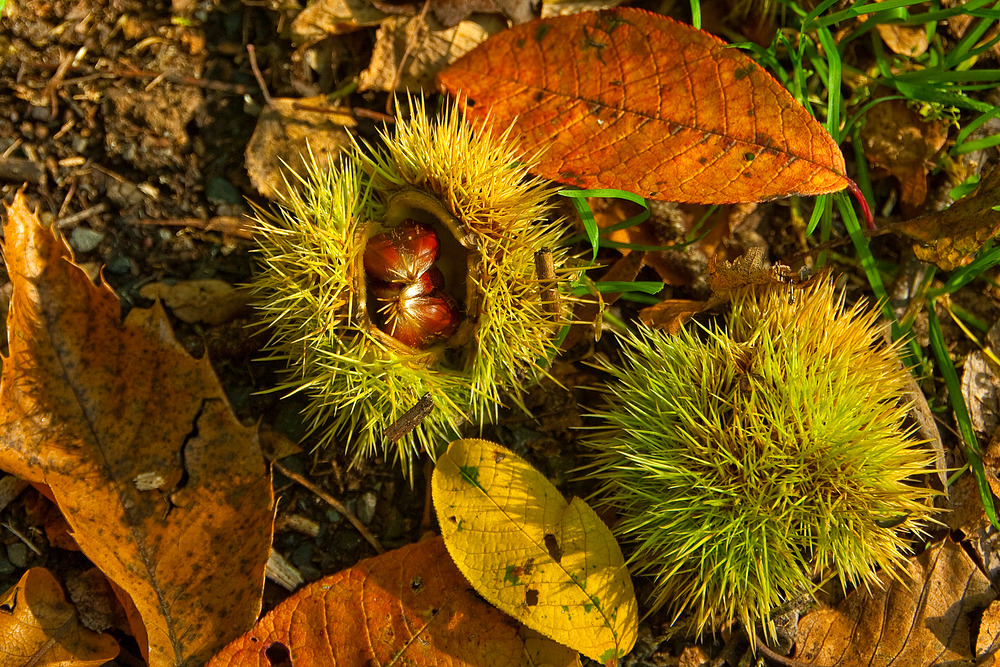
[291,0,388,43]
[860,98,947,214]
[439,8,851,203]
[208,538,562,666]
[894,164,1000,270]
[432,0,535,26]
[245,96,356,199]
[0,194,275,667]
[140,279,250,325]
[794,540,998,665]
[0,568,120,667]
[432,439,637,665]
[359,14,505,93]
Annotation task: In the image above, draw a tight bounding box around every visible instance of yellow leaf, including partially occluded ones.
[432,439,637,666]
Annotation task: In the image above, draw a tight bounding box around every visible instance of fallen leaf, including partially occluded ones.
[432,0,534,26]
[794,540,998,665]
[860,97,947,214]
[638,298,709,334]
[541,0,623,19]
[439,8,851,203]
[0,568,120,666]
[245,96,356,199]
[208,537,575,666]
[894,163,1000,270]
[864,1,929,58]
[358,14,505,93]
[0,194,275,666]
[139,279,250,325]
[290,0,387,43]
[432,438,637,666]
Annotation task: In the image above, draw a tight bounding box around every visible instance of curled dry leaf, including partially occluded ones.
[794,540,999,665]
[894,164,1000,271]
[139,279,250,326]
[358,14,505,93]
[245,96,357,199]
[860,98,947,214]
[0,194,274,666]
[208,537,580,667]
[290,0,387,43]
[0,568,120,667]
[439,8,852,204]
[432,438,637,666]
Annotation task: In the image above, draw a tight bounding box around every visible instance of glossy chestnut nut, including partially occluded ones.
[381,292,459,349]
[363,220,439,283]
[369,267,444,302]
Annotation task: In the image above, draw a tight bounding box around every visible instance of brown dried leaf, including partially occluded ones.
[290,0,387,43]
[876,23,929,57]
[432,0,535,26]
[794,540,998,665]
[861,98,947,214]
[638,299,710,335]
[358,14,504,93]
[0,568,119,667]
[139,279,250,325]
[894,164,1000,270]
[0,194,275,666]
[541,0,623,18]
[245,96,356,199]
[208,537,577,666]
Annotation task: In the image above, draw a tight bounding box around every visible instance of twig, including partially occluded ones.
[246,44,274,108]
[55,202,108,228]
[751,628,817,667]
[384,393,434,442]
[126,216,254,239]
[0,157,45,184]
[274,461,384,554]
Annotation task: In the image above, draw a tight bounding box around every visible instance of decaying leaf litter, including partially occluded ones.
[2,0,1000,665]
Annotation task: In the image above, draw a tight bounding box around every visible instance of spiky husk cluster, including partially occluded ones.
[584,278,936,637]
[251,101,577,476]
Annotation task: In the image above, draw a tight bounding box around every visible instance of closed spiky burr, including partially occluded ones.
[250,100,578,477]
[584,277,937,638]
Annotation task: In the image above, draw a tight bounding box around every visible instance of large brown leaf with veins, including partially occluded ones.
[0,193,274,667]
[438,8,851,203]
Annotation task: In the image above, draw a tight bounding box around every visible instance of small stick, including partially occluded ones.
[55,202,108,228]
[246,44,274,108]
[384,393,434,442]
[534,248,560,318]
[274,461,384,554]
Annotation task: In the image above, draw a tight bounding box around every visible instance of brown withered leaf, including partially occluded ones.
[245,96,356,199]
[139,279,250,326]
[638,248,793,334]
[0,194,274,666]
[794,540,999,665]
[358,14,504,93]
[208,537,580,667]
[0,568,120,666]
[861,98,947,215]
[894,163,1000,270]
[290,0,388,43]
[432,0,534,26]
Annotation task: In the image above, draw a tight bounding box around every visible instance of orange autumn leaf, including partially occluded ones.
[0,568,120,666]
[208,537,581,667]
[0,193,274,667]
[439,8,851,204]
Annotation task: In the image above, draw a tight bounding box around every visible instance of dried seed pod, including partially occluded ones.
[250,99,581,476]
[363,219,440,283]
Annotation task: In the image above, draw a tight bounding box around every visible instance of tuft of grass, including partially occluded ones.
[583,277,938,638]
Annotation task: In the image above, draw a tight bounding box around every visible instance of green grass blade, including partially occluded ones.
[927,305,1000,529]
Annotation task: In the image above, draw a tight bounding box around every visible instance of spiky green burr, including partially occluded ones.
[584,277,936,637]
[251,101,577,476]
